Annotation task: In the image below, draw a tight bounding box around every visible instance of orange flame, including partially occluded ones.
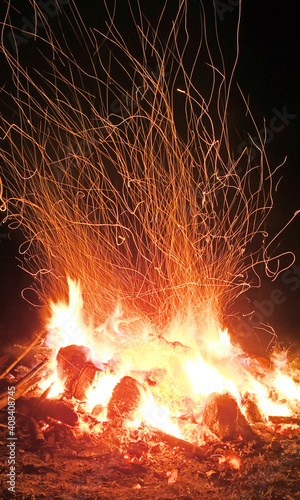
[41,278,300,444]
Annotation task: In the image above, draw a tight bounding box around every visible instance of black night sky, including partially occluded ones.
[0,1,299,355]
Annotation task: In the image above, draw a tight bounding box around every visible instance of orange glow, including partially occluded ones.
[218,453,241,469]
[0,0,299,451]
[133,484,142,490]
[37,278,300,445]
[229,456,241,470]
[274,374,300,401]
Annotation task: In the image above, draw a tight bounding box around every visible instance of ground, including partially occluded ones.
[0,412,300,500]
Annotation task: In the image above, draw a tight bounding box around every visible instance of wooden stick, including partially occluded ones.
[269,416,300,425]
[0,328,47,380]
[147,426,206,459]
[0,377,38,410]
[0,358,48,410]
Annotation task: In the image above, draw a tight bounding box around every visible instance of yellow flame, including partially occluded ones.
[42,278,300,437]
[131,389,182,439]
[47,278,89,349]
[86,373,121,411]
[274,374,300,401]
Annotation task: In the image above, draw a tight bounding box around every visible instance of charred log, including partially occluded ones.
[202,392,258,442]
[27,397,78,426]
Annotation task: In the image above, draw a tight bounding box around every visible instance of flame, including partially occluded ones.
[1,0,299,449]
[47,277,89,349]
[274,374,300,401]
[39,278,300,444]
[184,353,239,398]
[135,389,182,439]
[85,373,121,411]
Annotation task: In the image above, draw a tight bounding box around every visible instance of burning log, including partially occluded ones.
[202,393,258,442]
[148,426,206,459]
[41,399,78,426]
[268,416,300,425]
[27,397,78,426]
[57,345,99,400]
[106,376,142,422]
[242,393,263,423]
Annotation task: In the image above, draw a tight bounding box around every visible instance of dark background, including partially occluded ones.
[0,0,299,354]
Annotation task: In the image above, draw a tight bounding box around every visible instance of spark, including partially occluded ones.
[0,1,299,440]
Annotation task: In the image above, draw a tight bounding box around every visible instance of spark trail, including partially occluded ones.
[0,0,294,341]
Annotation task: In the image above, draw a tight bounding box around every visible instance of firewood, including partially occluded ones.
[268,416,300,425]
[73,364,98,401]
[28,397,78,426]
[242,393,263,423]
[0,329,46,380]
[0,358,48,410]
[147,426,206,459]
[41,399,78,426]
[106,376,142,421]
[202,392,258,442]
[56,345,98,400]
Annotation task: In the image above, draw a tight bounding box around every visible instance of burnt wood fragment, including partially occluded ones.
[28,416,45,445]
[242,393,263,423]
[269,415,300,425]
[106,376,142,421]
[147,426,206,459]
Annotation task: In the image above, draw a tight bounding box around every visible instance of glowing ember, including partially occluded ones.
[218,453,241,470]
[166,469,178,484]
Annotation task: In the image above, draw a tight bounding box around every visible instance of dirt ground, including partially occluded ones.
[1,409,300,500]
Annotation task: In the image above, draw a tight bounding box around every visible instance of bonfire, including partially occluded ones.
[0,1,299,499]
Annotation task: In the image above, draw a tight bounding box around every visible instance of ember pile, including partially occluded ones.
[1,279,300,499]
